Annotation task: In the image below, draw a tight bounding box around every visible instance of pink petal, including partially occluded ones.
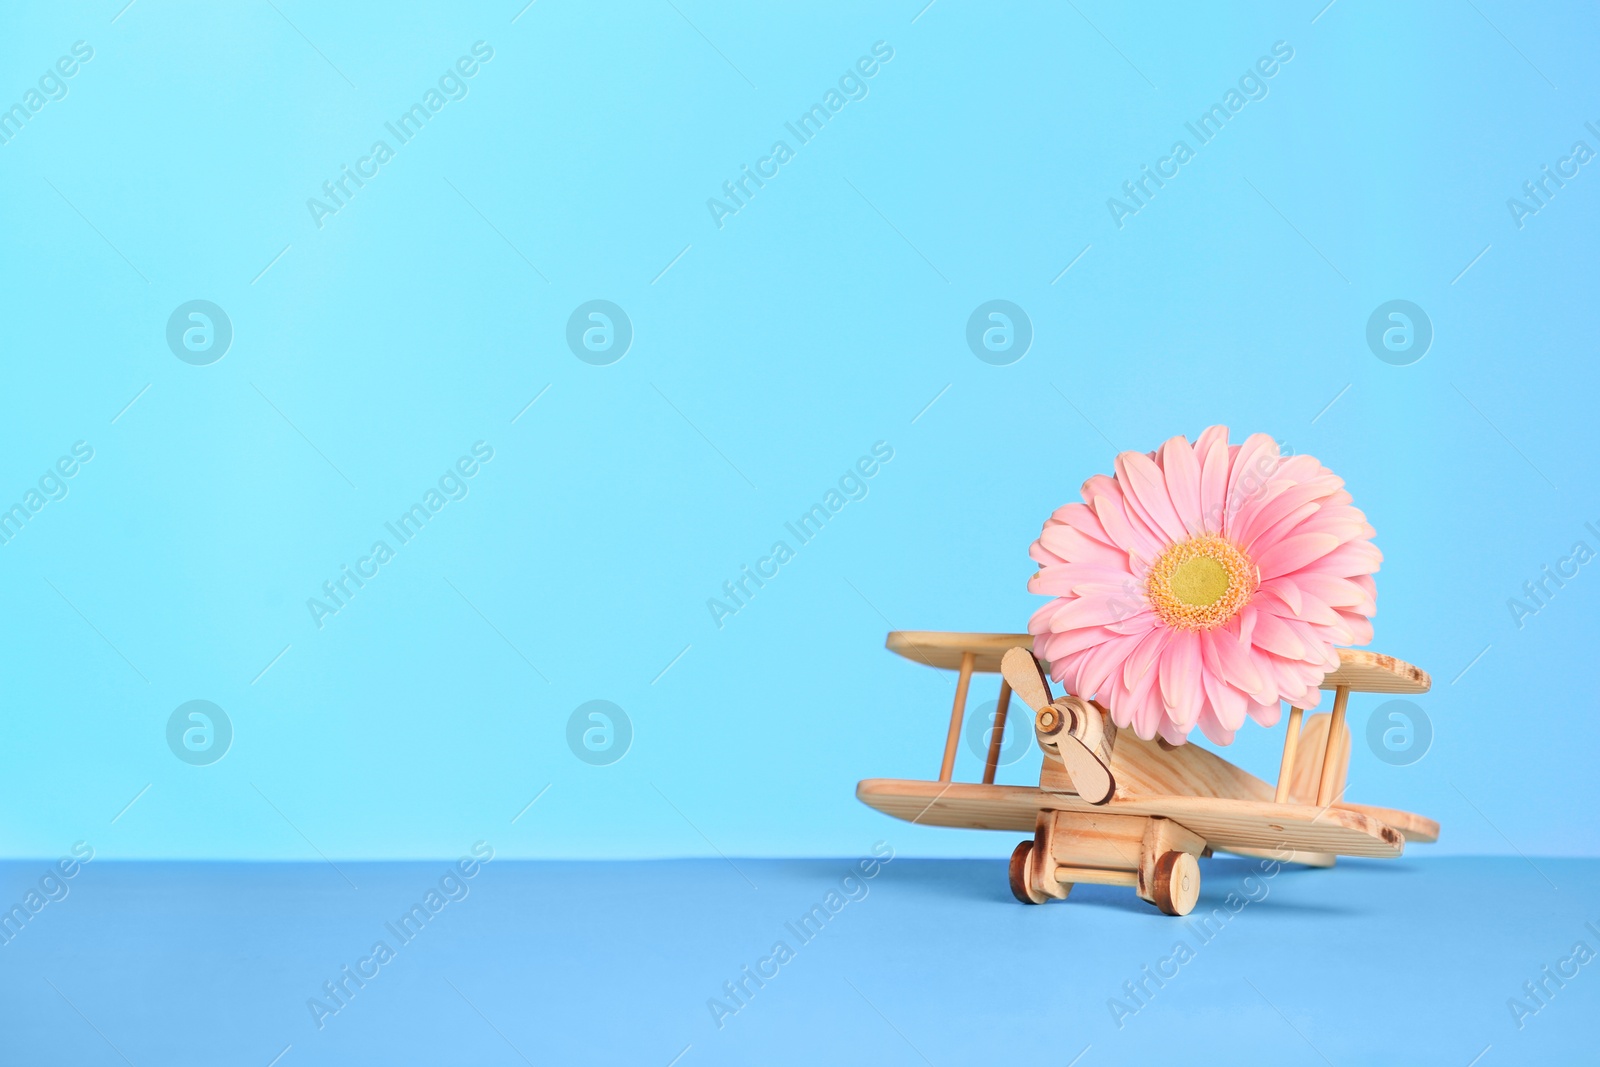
[1105,615,1162,642]
[1276,454,1327,484]
[1230,475,1290,548]
[1194,425,1230,457]
[1115,450,1189,545]
[1045,595,1141,632]
[1027,601,1059,637]
[1034,623,1121,659]
[1157,717,1192,745]
[1197,426,1232,534]
[1237,605,1258,648]
[1037,525,1129,569]
[1258,582,1341,627]
[1294,572,1376,612]
[1130,684,1166,741]
[1121,627,1170,691]
[1046,502,1115,545]
[1028,563,1138,597]
[1336,610,1374,646]
[1195,705,1237,745]
[1307,540,1383,578]
[1090,491,1160,560]
[1245,700,1282,728]
[1207,624,1269,700]
[1255,533,1342,581]
[1235,481,1327,549]
[1250,611,1307,660]
[1159,630,1202,720]
[1072,631,1146,700]
[1202,669,1247,730]
[1245,502,1331,558]
[1223,434,1282,535]
[1264,577,1302,615]
[1159,435,1205,537]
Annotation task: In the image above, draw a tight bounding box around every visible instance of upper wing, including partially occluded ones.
[884,631,1431,694]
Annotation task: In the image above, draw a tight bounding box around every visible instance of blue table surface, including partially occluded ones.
[0,854,1593,1066]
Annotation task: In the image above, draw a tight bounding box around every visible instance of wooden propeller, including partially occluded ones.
[1000,647,1117,804]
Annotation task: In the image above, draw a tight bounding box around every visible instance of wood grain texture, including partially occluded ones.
[1284,711,1350,805]
[937,651,975,783]
[887,632,1431,694]
[1320,650,1432,694]
[1218,845,1337,868]
[1029,813,1070,899]
[855,778,1409,858]
[1151,851,1201,915]
[1043,731,1274,803]
[1037,696,1117,804]
[1054,865,1139,887]
[1138,817,1207,903]
[999,646,1052,710]
[892,632,1034,674]
[1008,840,1048,904]
[982,680,1013,785]
[1273,706,1304,804]
[1040,810,1147,871]
[1317,686,1353,807]
[1340,802,1439,843]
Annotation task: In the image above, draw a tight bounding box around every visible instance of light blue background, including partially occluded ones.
[1,0,1596,864]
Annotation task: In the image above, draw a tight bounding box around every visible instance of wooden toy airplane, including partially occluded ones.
[856,632,1438,916]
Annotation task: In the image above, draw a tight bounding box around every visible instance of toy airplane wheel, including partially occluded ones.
[1152,850,1200,916]
[1008,840,1051,904]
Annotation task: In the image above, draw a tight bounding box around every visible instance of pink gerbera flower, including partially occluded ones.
[1027,426,1380,746]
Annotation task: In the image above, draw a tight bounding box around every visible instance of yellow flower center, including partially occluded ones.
[1146,535,1258,630]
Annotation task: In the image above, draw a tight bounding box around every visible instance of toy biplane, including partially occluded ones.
[856,631,1438,916]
